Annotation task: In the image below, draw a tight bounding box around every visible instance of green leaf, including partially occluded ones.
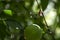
[24,24,43,40]
[41,0,49,11]
[3,10,13,16]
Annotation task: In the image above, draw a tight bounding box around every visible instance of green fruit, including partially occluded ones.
[3,10,13,16]
[24,24,43,40]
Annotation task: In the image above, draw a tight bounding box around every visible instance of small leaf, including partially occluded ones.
[3,10,13,16]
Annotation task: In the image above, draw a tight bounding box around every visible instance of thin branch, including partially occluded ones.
[36,0,55,40]
[36,0,48,28]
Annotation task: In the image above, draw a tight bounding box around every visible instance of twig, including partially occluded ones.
[36,0,48,29]
[36,0,55,40]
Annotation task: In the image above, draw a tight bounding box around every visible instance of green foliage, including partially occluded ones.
[0,0,60,40]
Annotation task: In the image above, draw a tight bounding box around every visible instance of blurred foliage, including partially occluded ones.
[0,0,60,40]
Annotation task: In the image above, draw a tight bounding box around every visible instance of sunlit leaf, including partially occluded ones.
[3,10,13,16]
